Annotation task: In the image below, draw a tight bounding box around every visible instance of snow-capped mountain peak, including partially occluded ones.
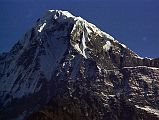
[0,10,159,120]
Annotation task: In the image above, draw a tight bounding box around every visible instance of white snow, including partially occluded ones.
[73,32,88,59]
[70,55,75,60]
[74,44,82,53]
[135,105,159,116]
[84,23,92,34]
[136,56,154,60]
[101,32,115,40]
[136,56,144,59]
[114,70,120,75]
[108,95,115,97]
[145,57,153,60]
[62,11,75,18]
[121,43,127,48]
[62,62,66,67]
[104,82,113,87]
[103,41,111,51]
[123,66,159,70]
[75,16,84,21]
[48,10,81,23]
[149,67,159,70]
[54,14,58,19]
[48,10,55,12]
[81,32,87,58]
[38,23,46,32]
[49,10,74,18]
[101,92,107,97]
[97,65,101,73]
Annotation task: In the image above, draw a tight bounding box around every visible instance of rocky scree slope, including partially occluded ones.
[0,10,159,120]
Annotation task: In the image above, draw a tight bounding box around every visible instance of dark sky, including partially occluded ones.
[0,0,159,57]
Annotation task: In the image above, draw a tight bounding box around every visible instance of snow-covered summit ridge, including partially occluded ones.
[38,10,116,40]
[48,10,83,21]
[14,10,153,63]
[34,10,119,59]
[45,10,153,60]
[40,10,83,24]
[48,10,75,18]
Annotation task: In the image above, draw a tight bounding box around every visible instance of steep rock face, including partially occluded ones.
[0,10,159,120]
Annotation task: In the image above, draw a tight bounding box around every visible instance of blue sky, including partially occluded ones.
[0,0,159,57]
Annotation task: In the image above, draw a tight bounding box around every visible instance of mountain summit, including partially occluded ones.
[0,10,159,120]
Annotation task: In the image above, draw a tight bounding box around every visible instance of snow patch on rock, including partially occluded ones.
[103,41,111,51]
[38,23,46,32]
[135,105,159,116]
[74,44,82,53]
[123,66,159,70]
[49,10,74,18]
[73,32,88,59]
[105,33,115,40]
[81,32,88,58]
[121,43,127,48]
